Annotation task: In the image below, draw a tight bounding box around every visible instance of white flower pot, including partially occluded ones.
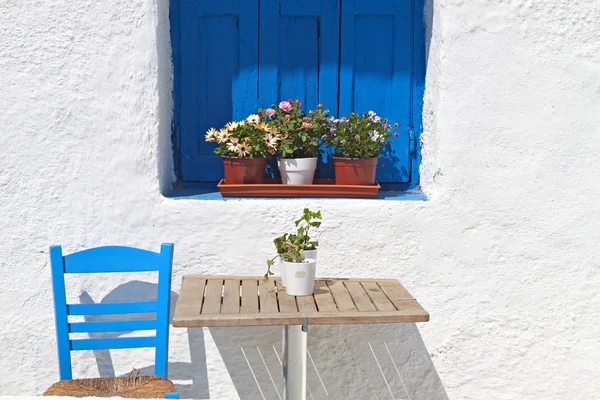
[278,158,317,185]
[283,258,317,296]
[280,251,316,288]
[303,249,317,260]
[279,255,287,287]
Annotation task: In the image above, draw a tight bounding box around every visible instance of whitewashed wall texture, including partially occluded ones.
[1,0,599,399]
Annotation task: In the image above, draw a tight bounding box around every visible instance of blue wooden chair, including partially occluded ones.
[43,244,179,399]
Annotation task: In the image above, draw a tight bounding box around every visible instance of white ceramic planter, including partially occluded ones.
[278,157,317,184]
[280,250,316,288]
[303,249,317,260]
[284,258,317,296]
[279,255,287,287]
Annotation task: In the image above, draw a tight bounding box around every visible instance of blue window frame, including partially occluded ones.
[170,0,425,191]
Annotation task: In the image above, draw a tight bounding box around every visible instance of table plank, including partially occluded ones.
[275,280,298,313]
[344,281,377,311]
[296,294,317,313]
[173,310,429,327]
[361,281,396,311]
[173,277,206,321]
[202,279,223,315]
[172,275,429,327]
[326,280,357,312]
[259,278,279,313]
[313,280,337,311]
[241,279,259,314]
[221,279,240,314]
[378,281,425,315]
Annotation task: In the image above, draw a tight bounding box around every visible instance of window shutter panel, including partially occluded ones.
[339,0,414,185]
[179,0,259,183]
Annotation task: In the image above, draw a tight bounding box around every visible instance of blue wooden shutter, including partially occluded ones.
[258,0,339,113]
[259,0,340,179]
[339,0,414,186]
[179,0,259,183]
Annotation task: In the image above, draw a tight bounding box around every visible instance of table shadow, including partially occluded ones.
[209,323,448,400]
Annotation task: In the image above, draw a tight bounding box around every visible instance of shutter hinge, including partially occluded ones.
[409,128,416,155]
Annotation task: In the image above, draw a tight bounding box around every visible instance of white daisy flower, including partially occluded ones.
[237,144,252,157]
[246,114,260,125]
[216,128,229,143]
[205,128,218,142]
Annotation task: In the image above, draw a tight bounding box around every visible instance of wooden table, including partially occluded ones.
[172,275,429,400]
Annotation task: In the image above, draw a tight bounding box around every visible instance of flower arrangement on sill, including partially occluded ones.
[260,100,330,159]
[323,111,399,185]
[205,115,282,158]
[205,115,283,184]
[259,99,330,184]
[324,111,398,159]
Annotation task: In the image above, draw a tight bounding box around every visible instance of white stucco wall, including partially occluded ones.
[1,0,599,399]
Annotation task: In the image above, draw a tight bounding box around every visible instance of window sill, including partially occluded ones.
[165,188,427,201]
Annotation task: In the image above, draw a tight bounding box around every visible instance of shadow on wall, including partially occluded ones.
[79,281,209,399]
[210,324,448,400]
[155,0,176,195]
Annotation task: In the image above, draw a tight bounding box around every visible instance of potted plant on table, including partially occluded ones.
[294,208,321,261]
[265,208,322,296]
[324,111,398,185]
[205,115,282,184]
[260,100,330,185]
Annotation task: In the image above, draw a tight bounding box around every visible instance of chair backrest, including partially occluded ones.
[49,244,174,380]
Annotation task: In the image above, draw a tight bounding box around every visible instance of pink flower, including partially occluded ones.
[297,101,302,108]
[279,101,292,112]
[265,108,276,118]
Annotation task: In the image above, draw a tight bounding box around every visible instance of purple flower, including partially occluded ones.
[393,132,399,138]
[340,117,348,124]
[329,127,337,136]
[368,111,376,117]
[321,134,327,140]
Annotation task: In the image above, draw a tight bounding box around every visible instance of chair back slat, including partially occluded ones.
[155,244,175,377]
[49,244,175,381]
[67,301,157,316]
[50,246,73,380]
[63,246,160,273]
[70,337,157,351]
[69,319,157,333]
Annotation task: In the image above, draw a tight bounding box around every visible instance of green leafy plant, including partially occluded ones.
[259,100,330,158]
[295,208,322,250]
[264,208,322,281]
[323,111,399,158]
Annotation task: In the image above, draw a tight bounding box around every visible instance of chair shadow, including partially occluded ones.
[79,280,209,399]
[209,323,448,400]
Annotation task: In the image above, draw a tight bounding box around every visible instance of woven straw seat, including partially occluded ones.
[43,376,176,398]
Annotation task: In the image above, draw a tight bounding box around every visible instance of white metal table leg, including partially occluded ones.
[282,317,308,400]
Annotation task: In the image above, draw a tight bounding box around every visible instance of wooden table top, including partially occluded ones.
[172,275,429,327]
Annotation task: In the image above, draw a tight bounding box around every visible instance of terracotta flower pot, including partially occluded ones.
[333,157,378,185]
[222,157,267,184]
